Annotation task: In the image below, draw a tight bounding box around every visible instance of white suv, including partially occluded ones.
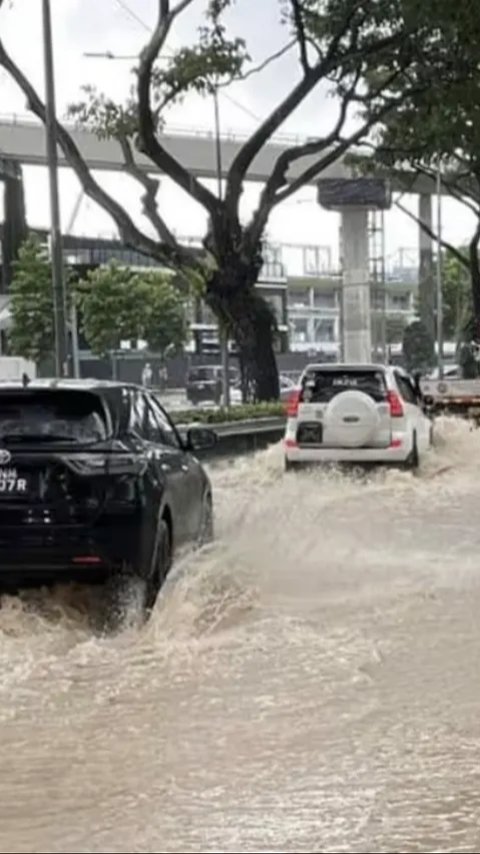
[284,363,433,470]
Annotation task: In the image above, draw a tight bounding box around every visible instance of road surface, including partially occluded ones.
[1,417,480,853]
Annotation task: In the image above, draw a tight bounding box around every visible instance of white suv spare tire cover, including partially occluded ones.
[324,390,380,448]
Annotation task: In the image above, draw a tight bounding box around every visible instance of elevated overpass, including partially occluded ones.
[0,113,437,364]
[0,113,434,193]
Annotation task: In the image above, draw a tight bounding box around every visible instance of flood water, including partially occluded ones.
[1,417,480,853]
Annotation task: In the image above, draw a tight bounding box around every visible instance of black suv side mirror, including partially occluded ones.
[185,427,217,452]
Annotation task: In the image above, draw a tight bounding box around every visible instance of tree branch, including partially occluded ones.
[0,38,195,269]
[290,0,310,74]
[269,63,434,210]
[118,137,182,250]
[172,0,196,13]
[244,69,361,248]
[136,0,221,219]
[360,138,480,209]
[414,162,480,213]
[217,39,296,87]
[395,199,471,270]
[224,19,408,217]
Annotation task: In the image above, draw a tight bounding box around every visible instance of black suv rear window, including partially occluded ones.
[187,367,239,383]
[0,391,108,444]
[302,369,387,403]
[187,368,217,383]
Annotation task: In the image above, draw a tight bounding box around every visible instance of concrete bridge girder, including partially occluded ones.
[0,117,437,357]
[0,117,444,193]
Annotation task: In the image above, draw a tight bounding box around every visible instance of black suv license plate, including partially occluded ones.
[0,468,29,495]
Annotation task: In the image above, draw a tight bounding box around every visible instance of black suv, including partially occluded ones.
[0,380,216,626]
[186,365,240,406]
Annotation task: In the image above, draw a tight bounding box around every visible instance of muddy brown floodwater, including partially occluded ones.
[1,417,480,853]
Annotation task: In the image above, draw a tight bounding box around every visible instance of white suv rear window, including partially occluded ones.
[302,369,387,404]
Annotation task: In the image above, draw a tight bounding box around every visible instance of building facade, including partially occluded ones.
[0,231,418,365]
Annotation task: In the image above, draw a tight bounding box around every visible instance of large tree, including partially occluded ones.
[361,4,480,344]
[76,263,188,361]
[0,1,478,398]
[9,236,56,364]
[9,243,188,371]
[441,251,472,343]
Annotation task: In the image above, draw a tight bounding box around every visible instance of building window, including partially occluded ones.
[314,318,336,343]
[303,247,319,275]
[389,294,410,311]
[288,288,310,308]
[303,246,330,276]
[313,290,336,309]
[290,318,309,343]
[263,244,282,264]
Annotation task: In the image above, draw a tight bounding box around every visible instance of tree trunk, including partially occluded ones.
[469,226,480,340]
[234,298,280,402]
[207,272,279,402]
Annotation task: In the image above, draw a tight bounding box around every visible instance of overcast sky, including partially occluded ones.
[0,0,475,273]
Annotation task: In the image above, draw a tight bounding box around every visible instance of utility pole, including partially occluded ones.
[42,0,69,377]
[436,166,444,379]
[213,87,230,407]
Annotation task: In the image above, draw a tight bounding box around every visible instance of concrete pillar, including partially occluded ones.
[340,208,372,363]
[1,163,27,294]
[418,193,435,341]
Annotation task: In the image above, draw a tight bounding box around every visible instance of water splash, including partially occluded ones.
[1,417,480,853]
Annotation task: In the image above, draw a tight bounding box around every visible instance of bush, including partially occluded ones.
[173,403,284,425]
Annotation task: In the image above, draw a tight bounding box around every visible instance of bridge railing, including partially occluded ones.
[0,111,312,147]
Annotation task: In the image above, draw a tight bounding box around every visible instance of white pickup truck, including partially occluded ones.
[421,376,480,422]
[0,357,36,382]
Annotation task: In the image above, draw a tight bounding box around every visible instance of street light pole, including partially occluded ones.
[42,0,69,377]
[212,86,230,407]
[436,165,444,379]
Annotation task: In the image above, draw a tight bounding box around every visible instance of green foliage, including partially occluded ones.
[442,252,472,341]
[369,0,480,331]
[140,271,188,358]
[68,3,247,138]
[9,247,189,364]
[458,342,480,379]
[173,402,284,425]
[68,85,139,141]
[69,1,479,148]
[402,321,435,374]
[76,262,188,358]
[150,26,248,106]
[76,263,145,357]
[412,250,473,342]
[9,236,56,363]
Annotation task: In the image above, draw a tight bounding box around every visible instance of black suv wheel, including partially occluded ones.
[102,520,172,632]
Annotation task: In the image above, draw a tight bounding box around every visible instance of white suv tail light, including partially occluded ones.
[285,389,301,418]
[387,390,404,418]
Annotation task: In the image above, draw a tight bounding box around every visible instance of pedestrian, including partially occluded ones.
[141,362,153,388]
[214,371,223,407]
[158,365,168,392]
